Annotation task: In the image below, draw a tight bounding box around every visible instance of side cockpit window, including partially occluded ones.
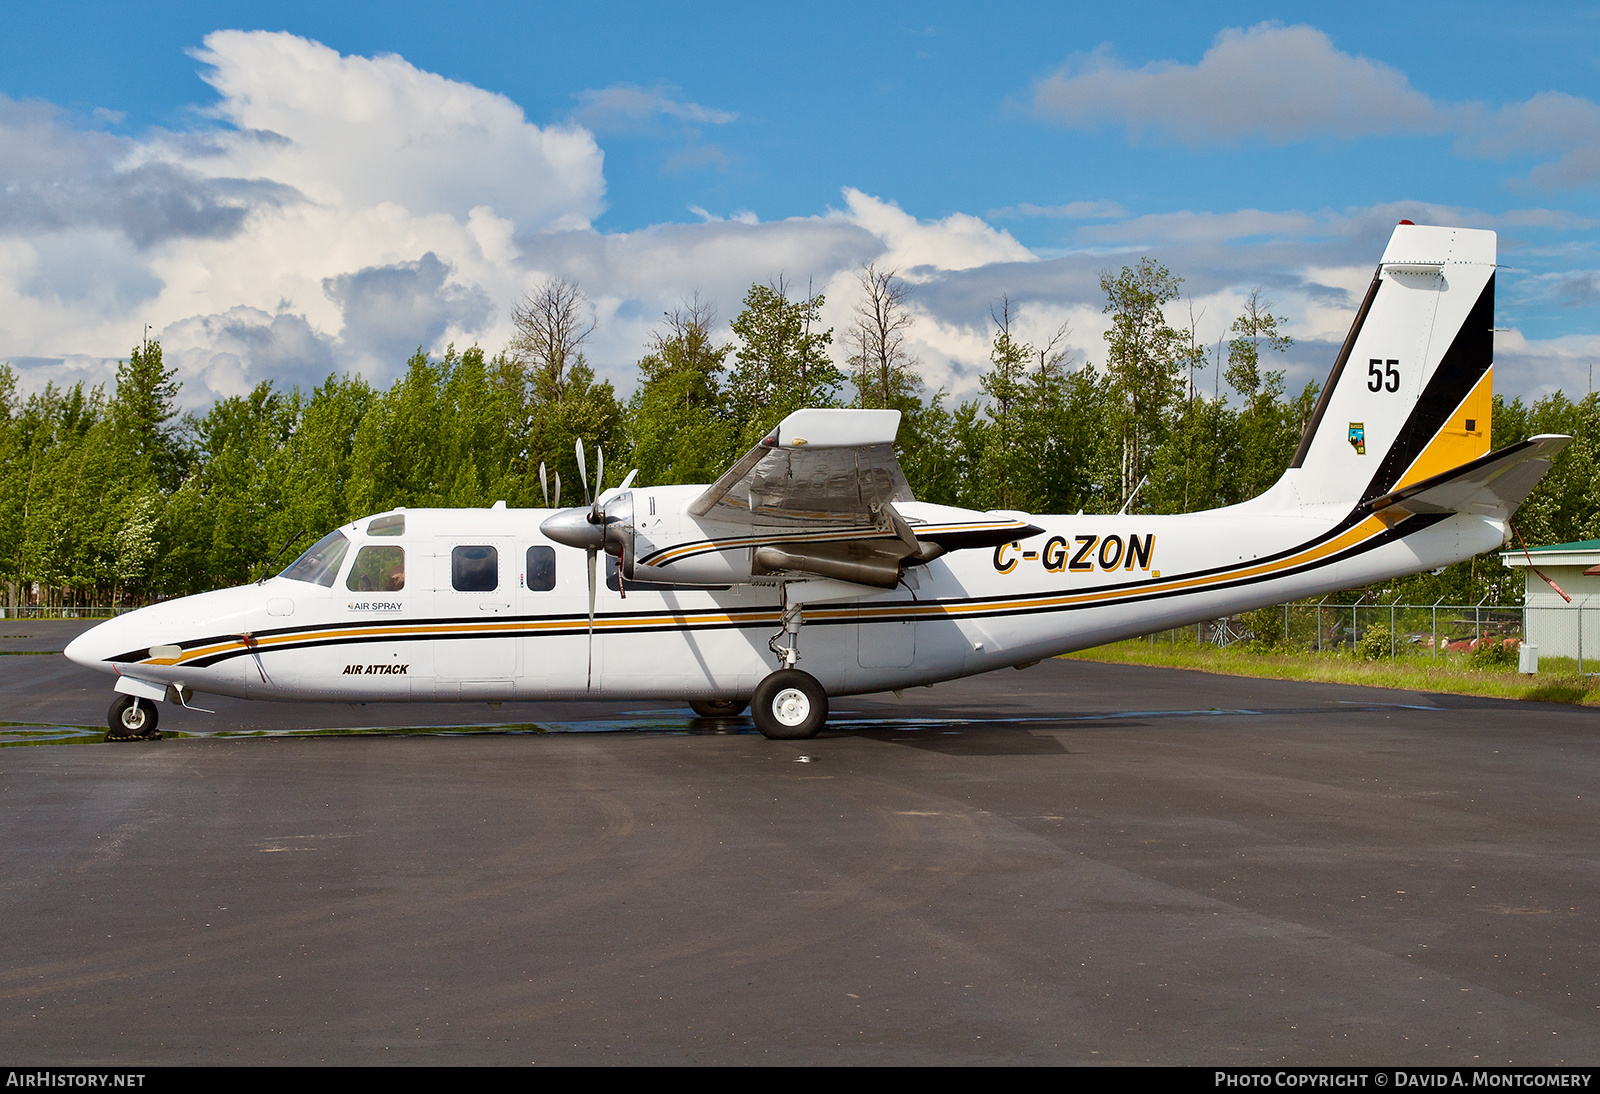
[280,530,350,588]
[452,546,498,592]
[346,545,405,592]
[367,514,404,537]
[526,546,556,591]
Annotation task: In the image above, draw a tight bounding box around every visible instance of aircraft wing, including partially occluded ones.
[666,408,1037,588]
[689,408,913,529]
[1368,433,1571,522]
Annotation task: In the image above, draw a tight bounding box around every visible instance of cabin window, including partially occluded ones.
[367,514,405,537]
[452,545,498,592]
[526,546,556,591]
[280,530,350,588]
[346,546,405,592]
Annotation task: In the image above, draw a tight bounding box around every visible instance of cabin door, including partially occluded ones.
[432,536,518,692]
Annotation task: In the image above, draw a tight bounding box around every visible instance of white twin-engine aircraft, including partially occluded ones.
[68,223,1569,741]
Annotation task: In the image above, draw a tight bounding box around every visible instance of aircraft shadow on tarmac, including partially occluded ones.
[5,699,1456,754]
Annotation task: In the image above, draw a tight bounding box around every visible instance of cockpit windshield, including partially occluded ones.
[280,529,351,587]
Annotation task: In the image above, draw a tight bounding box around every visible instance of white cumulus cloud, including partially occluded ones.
[1032,22,1600,191]
[1034,23,1442,144]
[0,31,608,403]
[183,30,604,229]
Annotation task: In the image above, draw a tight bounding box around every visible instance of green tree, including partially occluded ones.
[1100,260,1186,507]
[110,339,184,489]
[976,298,1037,510]
[1224,290,1297,499]
[625,297,736,486]
[727,279,841,447]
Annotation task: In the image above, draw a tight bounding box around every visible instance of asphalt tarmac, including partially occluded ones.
[2,620,1598,1065]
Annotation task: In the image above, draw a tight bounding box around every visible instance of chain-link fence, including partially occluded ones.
[1143,597,1579,667]
[0,605,129,619]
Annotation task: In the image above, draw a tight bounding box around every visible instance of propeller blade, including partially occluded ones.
[618,468,638,492]
[585,547,598,691]
[575,439,590,505]
[593,447,605,520]
[539,462,549,508]
[553,471,561,509]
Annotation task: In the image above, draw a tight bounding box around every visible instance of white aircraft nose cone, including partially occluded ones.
[64,622,116,670]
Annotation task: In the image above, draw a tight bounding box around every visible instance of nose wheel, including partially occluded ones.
[107,695,161,741]
[751,669,827,740]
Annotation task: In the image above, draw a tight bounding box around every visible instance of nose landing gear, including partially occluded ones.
[107,695,161,741]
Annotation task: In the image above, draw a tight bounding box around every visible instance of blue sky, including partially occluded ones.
[4,1,1599,407]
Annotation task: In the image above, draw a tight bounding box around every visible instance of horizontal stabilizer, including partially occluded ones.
[1367,434,1570,522]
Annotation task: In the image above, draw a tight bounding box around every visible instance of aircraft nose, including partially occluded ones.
[64,621,115,669]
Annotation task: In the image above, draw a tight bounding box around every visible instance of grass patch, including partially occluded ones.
[1065,640,1600,705]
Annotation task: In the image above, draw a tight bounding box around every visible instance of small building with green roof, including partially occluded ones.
[1500,538,1600,661]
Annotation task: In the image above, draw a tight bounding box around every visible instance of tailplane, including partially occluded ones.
[1368,433,1570,523]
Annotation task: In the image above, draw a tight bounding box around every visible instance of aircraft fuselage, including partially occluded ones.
[65,493,1504,707]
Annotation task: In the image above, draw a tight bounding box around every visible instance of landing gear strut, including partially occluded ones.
[767,599,804,668]
[107,695,161,741]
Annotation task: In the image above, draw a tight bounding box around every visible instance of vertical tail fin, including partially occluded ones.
[1280,223,1496,512]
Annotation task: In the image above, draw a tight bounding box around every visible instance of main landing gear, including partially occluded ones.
[751,668,827,740]
[107,695,161,741]
[688,698,748,719]
[748,592,828,740]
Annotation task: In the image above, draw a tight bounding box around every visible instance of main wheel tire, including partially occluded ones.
[751,669,827,740]
[107,695,160,741]
[689,698,748,719]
